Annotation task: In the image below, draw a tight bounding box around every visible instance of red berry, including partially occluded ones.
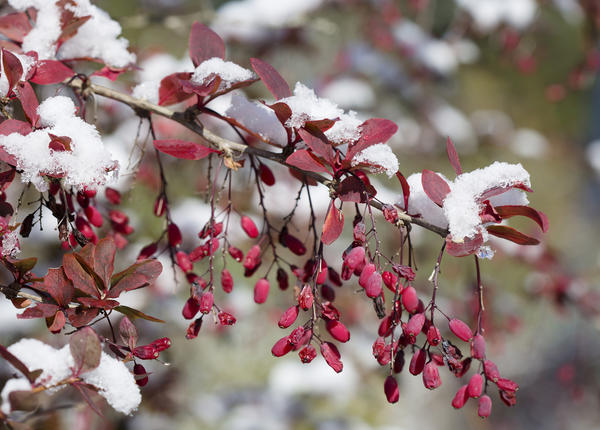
[199,292,213,314]
[452,384,469,409]
[167,223,182,247]
[484,360,500,382]
[298,284,314,310]
[409,348,426,375]
[221,268,234,293]
[241,215,259,238]
[278,306,299,329]
[271,336,293,357]
[449,318,473,342]
[320,342,343,373]
[358,263,376,288]
[382,270,399,293]
[405,313,426,339]
[423,362,442,390]
[259,163,275,186]
[478,394,492,418]
[185,318,203,339]
[84,205,103,227]
[182,297,200,319]
[365,271,382,298]
[325,320,350,343]
[133,345,158,360]
[276,267,289,290]
[218,311,236,326]
[133,363,148,386]
[254,278,270,304]
[344,246,365,271]
[427,325,441,346]
[496,377,519,393]
[105,187,121,205]
[176,251,193,272]
[228,245,243,262]
[467,373,484,398]
[471,334,486,359]
[149,337,171,352]
[401,286,419,313]
[298,345,317,363]
[384,375,399,403]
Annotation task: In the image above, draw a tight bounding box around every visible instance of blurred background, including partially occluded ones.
[2,0,600,429]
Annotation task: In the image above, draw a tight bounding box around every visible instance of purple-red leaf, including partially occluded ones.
[69,327,101,375]
[347,118,398,161]
[445,233,484,257]
[336,175,376,203]
[15,82,39,126]
[158,72,194,106]
[0,13,32,43]
[30,60,75,85]
[421,170,451,207]
[90,66,124,82]
[0,119,31,136]
[322,202,344,245]
[31,267,73,308]
[189,22,225,67]
[107,259,162,299]
[286,149,329,173]
[2,49,22,95]
[446,137,462,175]
[93,237,116,288]
[396,171,410,211]
[62,254,100,298]
[250,58,291,99]
[17,303,59,319]
[298,128,334,165]
[494,205,549,233]
[486,225,540,245]
[154,139,219,160]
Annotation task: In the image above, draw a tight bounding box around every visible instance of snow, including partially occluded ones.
[132,53,193,104]
[1,378,31,414]
[320,77,375,109]
[427,101,477,152]
[207,92,287,146]
[0,96,117,192]
[456,0,538,32]
[443,162,530,241]
[280,82,362,144]
[0,51,35,97]
[397,172,450,230]
[1,230,20,257]
[3,338,141,415]
[351,143,399,177]
[213,0,323,42]
[8,0,135,68]
[191,57,254,90]
[510,128,549,158]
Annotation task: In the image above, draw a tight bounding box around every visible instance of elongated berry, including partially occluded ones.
[133,345,158,360]
[299,345,317,363]
[84,205,103,227]
[409,348,426,375]
[254,278,270,304]
[316,260,328,284]
[185,318,202,339]
[449,318,473,342]
[218,311,236,326]
[282,232,306,255]
[278,306,299,329]
[423,362,442,389]
[382,271,399,292]
[182,297,200,319]
[133,363,148,386]
[484,360,500,382]
[427,325,441,346]
[344,246,365,271]
[365,271,382,298]
[176,251,193,272]
[105,187,121,205]
[405,313,426,339]
[243,245,261,270]
[468,373,484,398]
[478,394,492,418]
[259,163,275,186]
[241,215,259,238]
[326,320,350,343]
[471,334,486,359]
[167,223,182,247]
[452,384,469,409]
[298,284,314,310]
[358,263,376,288]
[228,245,243,262]
[384,375,399,403]
[221,268,234,293]
[496,377,519,393]
[150,337,171,352]
[320,342,343,373]
[401,286,419,313]
[271,336,292,357]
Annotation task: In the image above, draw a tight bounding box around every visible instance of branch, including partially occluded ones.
[66,77,449,237]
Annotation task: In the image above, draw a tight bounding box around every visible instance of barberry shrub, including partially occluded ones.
[0,0,595,428]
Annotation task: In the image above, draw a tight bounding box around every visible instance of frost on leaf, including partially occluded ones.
[191,57,255,91]
[0,96,118,192]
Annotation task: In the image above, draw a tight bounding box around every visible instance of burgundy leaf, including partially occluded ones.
[31,267,73,308]
[268,101,292,126]
[298,128,334,165]
[445,233,484,257]
[346,118,398,161]
[107,259,162,299]
[250,58,291,99]
[494,205,549,232]
[76,297,119,310]
[17,303,59,319]
[15,82,39,126]
[189,22,225,67]
[421,170,451,207]
[90,66,125,82]
[486,225,540,245]
[69,327,101,375]
[66,307,100,328]
[336,175,376,203]
[93,237,116,289]
[446,137,462,175]
[321,202,344,245]
[59,15,91,44]
[2,49,23,95]
[62,253,100,298]
[286,149,330,173]
[0,13,32,43]
[396,171,410,211]
[30,60,75,85]
[0,119,31,137]
[0,343,38,383]
[158,72,194,106]
[154,139,219,160]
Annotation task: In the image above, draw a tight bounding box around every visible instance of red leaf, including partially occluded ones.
[66,307,100,327]
[154,139,219,160]
[30,60,74,85]
[322,202,344,245]
[486,225,540,245]
[0,119,31,136]
[158,72,194,106]
[286,149,329,173]
[346,118,398,161]
[76,297,119,310]
[2,49,23,95]
[107,259,162,299]
[336,175,376,203]
[446,137,462,175]
[421,170,451,207]
[90,66,124,82]
[268,101,292,125]
[189,22,225,67]
[63,254,100,298]
[31,267,73,308]
[396,171,410,211]
[15,82,39,126]
[445,233,484,257]
[0,13,32,43]
[298,128,334,165]
[250,58,291,99]
[93,237,116,288]
[494,205,549,232]
[18,303,59,319]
